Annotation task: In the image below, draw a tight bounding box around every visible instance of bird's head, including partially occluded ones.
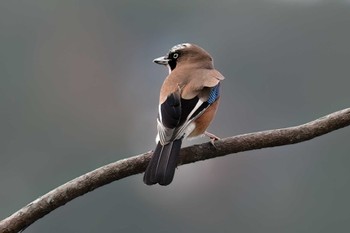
[153,43,214,73]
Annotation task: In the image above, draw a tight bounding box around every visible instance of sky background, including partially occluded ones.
[1,0,350,232]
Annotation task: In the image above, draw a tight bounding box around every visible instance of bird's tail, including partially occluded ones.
[143,139,182,186]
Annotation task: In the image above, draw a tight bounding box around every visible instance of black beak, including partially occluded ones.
[153,56,169,65]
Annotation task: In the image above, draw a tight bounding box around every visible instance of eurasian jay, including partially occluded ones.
[144,43,224,186]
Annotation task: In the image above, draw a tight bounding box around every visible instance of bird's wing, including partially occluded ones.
[157,70,223,145]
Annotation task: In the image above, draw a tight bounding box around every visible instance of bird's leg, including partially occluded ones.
[204,131,220,140]
[204,131,220,147]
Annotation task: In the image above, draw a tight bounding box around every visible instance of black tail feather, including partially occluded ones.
[143,139,182,186]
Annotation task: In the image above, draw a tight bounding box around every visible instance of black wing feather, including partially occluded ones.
[160,92,182,128]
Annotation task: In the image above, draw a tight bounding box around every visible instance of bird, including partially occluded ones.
[143,43,224,186]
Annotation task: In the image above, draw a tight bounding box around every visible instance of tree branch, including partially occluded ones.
[1,108,350,233]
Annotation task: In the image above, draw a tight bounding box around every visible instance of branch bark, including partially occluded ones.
[1,108,350,233]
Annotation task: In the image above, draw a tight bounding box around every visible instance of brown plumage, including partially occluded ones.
[143,43,224,186]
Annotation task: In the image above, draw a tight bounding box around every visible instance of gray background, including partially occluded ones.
[1,1,350,232]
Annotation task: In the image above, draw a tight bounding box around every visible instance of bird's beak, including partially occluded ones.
[153,56,169,65]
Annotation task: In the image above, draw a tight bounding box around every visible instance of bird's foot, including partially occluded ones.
[204,131,220,147]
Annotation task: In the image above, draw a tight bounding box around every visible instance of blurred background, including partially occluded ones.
[1,0,350,232]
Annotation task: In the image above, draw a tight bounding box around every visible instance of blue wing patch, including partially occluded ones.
[207,83,220,104]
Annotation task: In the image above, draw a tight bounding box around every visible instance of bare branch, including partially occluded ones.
[1,108,350,233]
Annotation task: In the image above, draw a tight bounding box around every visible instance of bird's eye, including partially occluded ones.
[172,53,179,59]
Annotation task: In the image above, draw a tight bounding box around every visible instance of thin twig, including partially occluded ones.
[1,108,349,233]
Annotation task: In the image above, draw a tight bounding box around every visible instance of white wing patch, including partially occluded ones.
[187,99,204,120]
[156,98,209,145]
